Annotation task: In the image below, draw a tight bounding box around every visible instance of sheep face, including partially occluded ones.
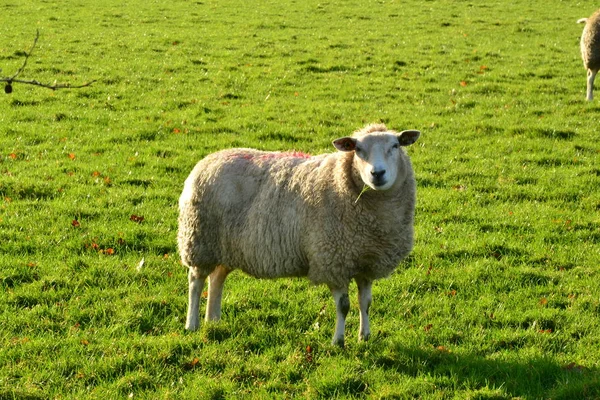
[333,130,420,190]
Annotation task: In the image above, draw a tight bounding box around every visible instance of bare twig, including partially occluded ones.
[1,77,97,90]
[1,30,96,93]
[9,29,40,81]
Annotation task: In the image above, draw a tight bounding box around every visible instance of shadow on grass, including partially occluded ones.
[377,343,599,399]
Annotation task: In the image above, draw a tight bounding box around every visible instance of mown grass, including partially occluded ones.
[1,0,600,398]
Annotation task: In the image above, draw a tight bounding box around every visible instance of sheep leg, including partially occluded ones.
[356,278,373,341]
[331,288,350,347]
[587,68,598,101]
[185,267,207,331]
[205,265,231,321]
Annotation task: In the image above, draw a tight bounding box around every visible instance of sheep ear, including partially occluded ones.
[333,137,357,152]
[397,130,420,146]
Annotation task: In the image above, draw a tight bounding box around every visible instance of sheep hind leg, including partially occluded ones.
[330,288,350,347]
[205,265,231,321]
[356,278,373,342]
[186,267,207,331]
[587,68,598,101]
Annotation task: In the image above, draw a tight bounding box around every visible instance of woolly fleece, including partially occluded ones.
[177,124,417,290]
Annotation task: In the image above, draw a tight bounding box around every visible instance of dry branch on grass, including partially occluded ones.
[1,30,96,94]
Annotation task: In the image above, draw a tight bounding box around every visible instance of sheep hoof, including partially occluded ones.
[332,337,345,347]
[359,333,371,342]
[185,322,199,331]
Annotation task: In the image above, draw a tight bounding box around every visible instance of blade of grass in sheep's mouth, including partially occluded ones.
[355,185,371,204]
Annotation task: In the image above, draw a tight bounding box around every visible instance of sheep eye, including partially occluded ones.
[392,143,399,150]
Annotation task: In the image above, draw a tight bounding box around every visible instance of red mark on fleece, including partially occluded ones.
[263,151,311,160]
[228,151,311,161]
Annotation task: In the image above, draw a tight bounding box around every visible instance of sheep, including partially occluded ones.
[177,123,420,346]
[578,10,600,101]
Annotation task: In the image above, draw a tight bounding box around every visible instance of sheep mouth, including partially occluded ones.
[370,178,389,190]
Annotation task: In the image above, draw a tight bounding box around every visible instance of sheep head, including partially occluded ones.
[333,127,420,191]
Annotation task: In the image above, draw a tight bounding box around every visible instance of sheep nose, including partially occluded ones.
[371,169,386,180]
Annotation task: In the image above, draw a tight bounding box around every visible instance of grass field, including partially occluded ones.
[1,0,600,398]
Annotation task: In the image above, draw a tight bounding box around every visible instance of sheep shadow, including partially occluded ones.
[373,343,599,399]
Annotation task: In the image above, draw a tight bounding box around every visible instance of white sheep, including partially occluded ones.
[177,123,420,346]
[578,10,600,101]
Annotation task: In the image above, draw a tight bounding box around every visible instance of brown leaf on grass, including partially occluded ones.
[9,153,17,160]
[460,81,467,87]
[306,345,313,363]
[11,337,30,344]
[436,346,450,353]
[104,248,115,255]
[81,339,89,346]
[563,362,586,372]
[130,214,144,223]
[184,357,200,370]
[539,297,548,306]
[68,153,76,160]
[71,219,80,227]
[424,324,433,332]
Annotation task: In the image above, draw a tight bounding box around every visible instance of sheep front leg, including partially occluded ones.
[331,288,350,347]
[356,278,372,341]
[186,267,207,331]
[587,68,598,101]
[205,265,231,321]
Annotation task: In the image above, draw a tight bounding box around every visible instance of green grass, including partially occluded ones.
[1,0,600,398]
